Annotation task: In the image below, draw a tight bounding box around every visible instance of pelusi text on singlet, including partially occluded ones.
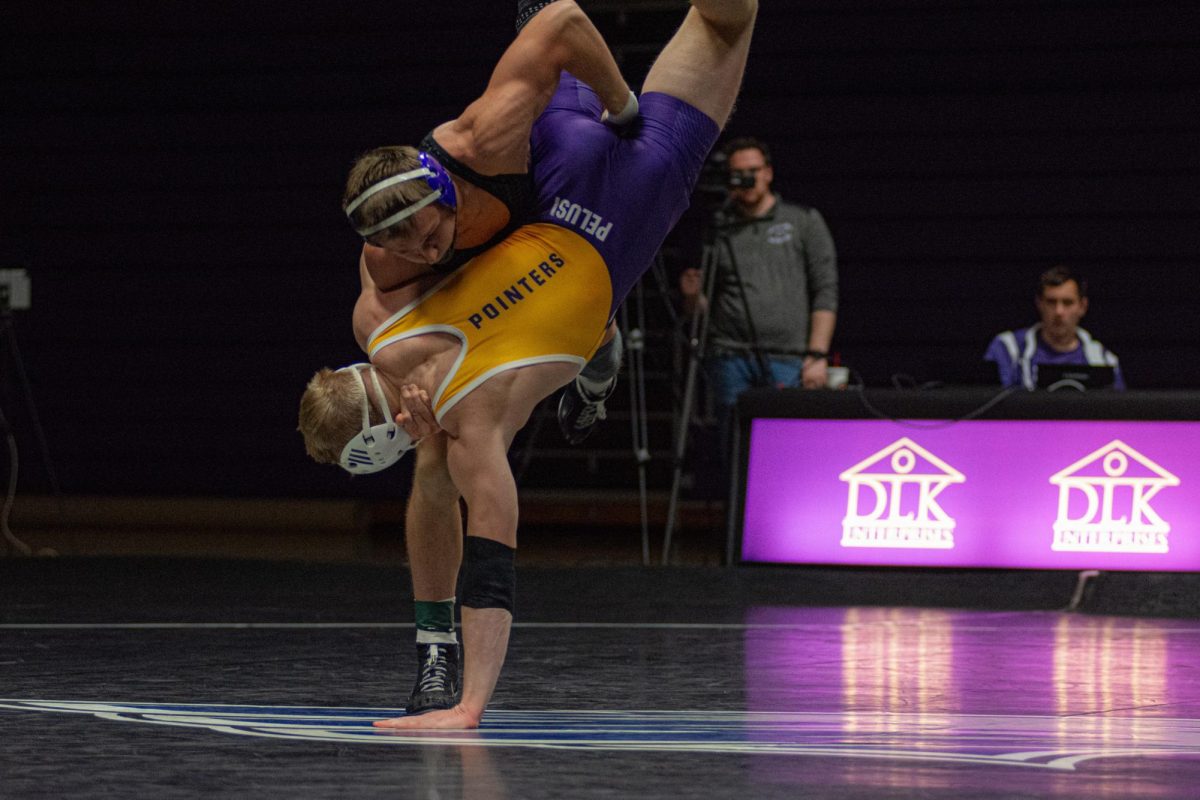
[548,196,612,242]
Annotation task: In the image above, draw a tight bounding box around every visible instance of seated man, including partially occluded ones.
[984,265,1125,390]
[340,0,635,718]
[300,0,758,730]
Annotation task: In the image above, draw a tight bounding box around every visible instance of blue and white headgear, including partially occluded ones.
[336,364,415,474]
[344,151,458,240]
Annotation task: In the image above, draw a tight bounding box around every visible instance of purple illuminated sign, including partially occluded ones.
[741,419,1200,570]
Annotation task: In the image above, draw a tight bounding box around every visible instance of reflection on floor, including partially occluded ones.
[2,560,1199,799]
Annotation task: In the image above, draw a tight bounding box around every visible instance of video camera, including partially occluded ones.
[695,150,761,200]
[727,169,758,189]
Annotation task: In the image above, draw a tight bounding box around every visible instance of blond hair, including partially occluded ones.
[298,367,384,465]
[342,145,432,245]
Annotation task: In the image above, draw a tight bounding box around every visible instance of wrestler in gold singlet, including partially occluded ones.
[366,223,612,421]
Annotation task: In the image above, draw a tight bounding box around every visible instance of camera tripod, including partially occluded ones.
[662,211,773,565]
[511,252,676,566]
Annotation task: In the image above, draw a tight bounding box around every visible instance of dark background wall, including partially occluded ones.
[2,0,1197,500]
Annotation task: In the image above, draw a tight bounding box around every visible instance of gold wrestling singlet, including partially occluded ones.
[366,223,612,420]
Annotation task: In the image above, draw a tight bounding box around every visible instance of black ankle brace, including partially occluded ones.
[461,536,516,613]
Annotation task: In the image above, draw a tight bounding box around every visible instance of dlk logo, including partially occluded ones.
[1049,440,1180,554]
[838,438,965,549]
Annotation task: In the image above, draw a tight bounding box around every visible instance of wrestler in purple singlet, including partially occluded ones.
[530,72,720,316]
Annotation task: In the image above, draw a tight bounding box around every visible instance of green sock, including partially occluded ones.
[414,598,457,645]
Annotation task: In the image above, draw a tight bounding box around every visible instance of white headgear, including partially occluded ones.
[336,364,415,474]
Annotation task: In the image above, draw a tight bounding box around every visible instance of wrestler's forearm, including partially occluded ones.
[464,1,629,160]
[532,0,628,113]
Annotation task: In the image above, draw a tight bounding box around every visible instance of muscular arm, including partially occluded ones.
[443,0,630,173]
[353,255,378,352]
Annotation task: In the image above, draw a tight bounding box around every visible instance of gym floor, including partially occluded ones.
[3,557,1199,799]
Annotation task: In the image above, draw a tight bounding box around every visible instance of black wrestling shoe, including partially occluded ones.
[516,0,557,31]
[557,378,616,445]
[405,642,461,716]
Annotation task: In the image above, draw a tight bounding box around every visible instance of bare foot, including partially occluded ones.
[373,705,481,730]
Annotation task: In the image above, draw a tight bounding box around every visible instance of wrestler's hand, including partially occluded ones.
[396,384,441,440]
[373,705,482,731]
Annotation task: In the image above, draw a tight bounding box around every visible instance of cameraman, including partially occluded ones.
[680,137,839,462]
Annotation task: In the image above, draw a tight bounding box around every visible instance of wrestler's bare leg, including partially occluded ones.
[397,431,465,715]
[375,431,516,729]
[375,366,574,729]
[375,606,513,730]
[643,0,757,128]
[406,433,462,601]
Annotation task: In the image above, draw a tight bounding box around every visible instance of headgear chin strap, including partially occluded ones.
[336,364,415,474]
[344,151,458,240]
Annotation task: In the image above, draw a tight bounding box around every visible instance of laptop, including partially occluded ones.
[1035,363,1116,391]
